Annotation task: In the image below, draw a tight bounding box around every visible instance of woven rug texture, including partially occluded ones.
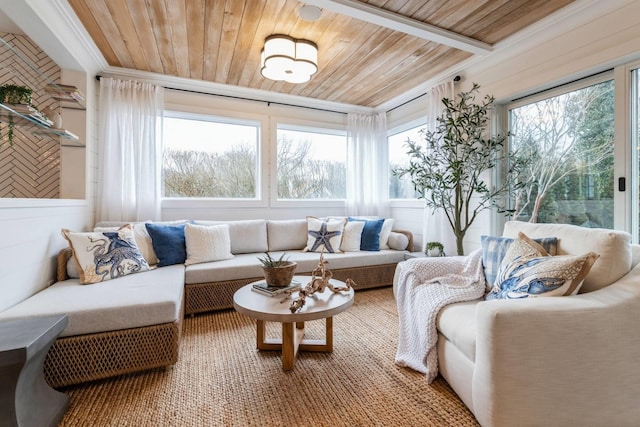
[58,287,478,426]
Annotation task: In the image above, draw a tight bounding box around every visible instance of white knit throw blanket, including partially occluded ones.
[395,249,486,383]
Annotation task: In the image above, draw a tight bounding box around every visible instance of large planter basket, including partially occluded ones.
[261,262,297,287]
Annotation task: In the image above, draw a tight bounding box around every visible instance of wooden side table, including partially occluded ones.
[0,314,69,427]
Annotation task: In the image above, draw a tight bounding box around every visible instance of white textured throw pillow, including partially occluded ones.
[379,218,395,250]
[184,223,234,265]
[340,220,365,252]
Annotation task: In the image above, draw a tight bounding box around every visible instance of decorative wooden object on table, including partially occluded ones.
[0,314,69,427]
[289,251,355,313]
[233,275,354,371]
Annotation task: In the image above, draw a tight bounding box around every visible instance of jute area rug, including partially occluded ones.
[58,287,479,426]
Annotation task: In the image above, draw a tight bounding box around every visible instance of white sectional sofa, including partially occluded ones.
[0,217,412,388]
[397,221,640,427]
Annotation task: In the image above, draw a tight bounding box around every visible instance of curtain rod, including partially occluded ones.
[95,74,348,115]
[386,75,461,114]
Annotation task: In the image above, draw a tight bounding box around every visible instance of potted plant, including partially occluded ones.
[0,84,33,146]
[0,84,33,105]
[393,83,527,255]
[257,252,297,287]
[425,241,445,257]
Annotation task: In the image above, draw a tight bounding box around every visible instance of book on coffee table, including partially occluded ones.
[251,280,301,297]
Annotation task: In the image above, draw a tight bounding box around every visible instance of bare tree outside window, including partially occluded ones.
[277,127,346,199]
[162,115,258,198]
[510,80,614,227]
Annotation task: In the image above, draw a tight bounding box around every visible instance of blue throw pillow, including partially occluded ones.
[481,235,558,289]
[145,223,188,267]
[348,217,384,251]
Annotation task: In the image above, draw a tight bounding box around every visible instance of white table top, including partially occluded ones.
[233,276,354,323]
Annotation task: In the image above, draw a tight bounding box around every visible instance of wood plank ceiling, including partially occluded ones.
[68,0,575,108]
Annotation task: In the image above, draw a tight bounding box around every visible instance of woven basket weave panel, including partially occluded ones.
[184,263,397,315]
[185,277,262,314]
[44,322,179,388]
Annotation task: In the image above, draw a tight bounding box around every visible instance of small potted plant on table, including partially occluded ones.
[258,252,297,287]
[425,241,445,257]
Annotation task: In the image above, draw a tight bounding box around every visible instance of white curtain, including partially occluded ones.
[346,112,389,217]
[422,81,457,255]
[97,78,163,222]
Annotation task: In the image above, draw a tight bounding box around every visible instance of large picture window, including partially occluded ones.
[162,113,260,198]
[508,78,614,228]
[388,124,424,199]
[276,125,346,199]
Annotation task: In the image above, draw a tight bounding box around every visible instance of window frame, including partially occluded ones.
[501,71,620,232]
[160,107,268,209]
[270,117,348,208]
[387,117,427,208]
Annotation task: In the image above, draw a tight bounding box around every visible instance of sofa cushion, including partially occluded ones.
[304,217,345,253]
[184,223,233,265]
[185,250,406,284]
[62,225,150,284]
[379,218,395,250]
[349,217,384,251]
[0,265,185,337]
[503,221,631,293]
[486,233,599,300]
[195,220,268,254]
[481,235,558,289]
[95,222,159,265]
[266,219,307,251]
[437,300,479,362]
[145,223,188,267]
[341,221,365,252]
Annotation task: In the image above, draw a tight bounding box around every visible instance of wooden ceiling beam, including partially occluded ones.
[304,0,493,55]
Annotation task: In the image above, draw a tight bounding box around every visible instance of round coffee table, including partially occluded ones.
[233,275,354,371]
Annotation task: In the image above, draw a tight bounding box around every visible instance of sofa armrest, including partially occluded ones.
[56,247,73,282]
[472,264,640,427]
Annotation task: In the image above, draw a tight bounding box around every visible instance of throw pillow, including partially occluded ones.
[379,218,395,250]
[145,223,188,267]
[486,232,599,300]
[184,224,234,265]
[340,220,365,252]
[304,216,345,253]
[348,217,384,251]
[62,224,150,285]
[481,235,558,289]
[94,222,158,265]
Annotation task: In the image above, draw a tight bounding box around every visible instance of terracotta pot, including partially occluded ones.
[261,262,297,287]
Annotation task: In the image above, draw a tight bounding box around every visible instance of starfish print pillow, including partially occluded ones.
[304,216,345,253]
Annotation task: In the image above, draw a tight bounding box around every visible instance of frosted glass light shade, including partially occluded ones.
[260,34,318,84]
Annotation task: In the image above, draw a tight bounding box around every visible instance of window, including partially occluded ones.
[276,125,346,199]
[162,113,260,198]
[508,78,615,228]
[388,124,424,199]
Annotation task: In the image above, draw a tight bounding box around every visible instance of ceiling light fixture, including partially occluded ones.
[260,34,318,84]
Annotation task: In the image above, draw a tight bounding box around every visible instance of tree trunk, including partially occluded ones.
[455,230,465,256]
[531,193,544,223]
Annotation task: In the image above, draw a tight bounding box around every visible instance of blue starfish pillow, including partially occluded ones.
[304,216,345,253]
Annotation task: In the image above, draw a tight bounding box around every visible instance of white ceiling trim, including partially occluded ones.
[305,0,493,55]
[99,66,375,115]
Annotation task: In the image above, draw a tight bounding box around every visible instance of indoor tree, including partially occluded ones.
[394,83,526,255]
